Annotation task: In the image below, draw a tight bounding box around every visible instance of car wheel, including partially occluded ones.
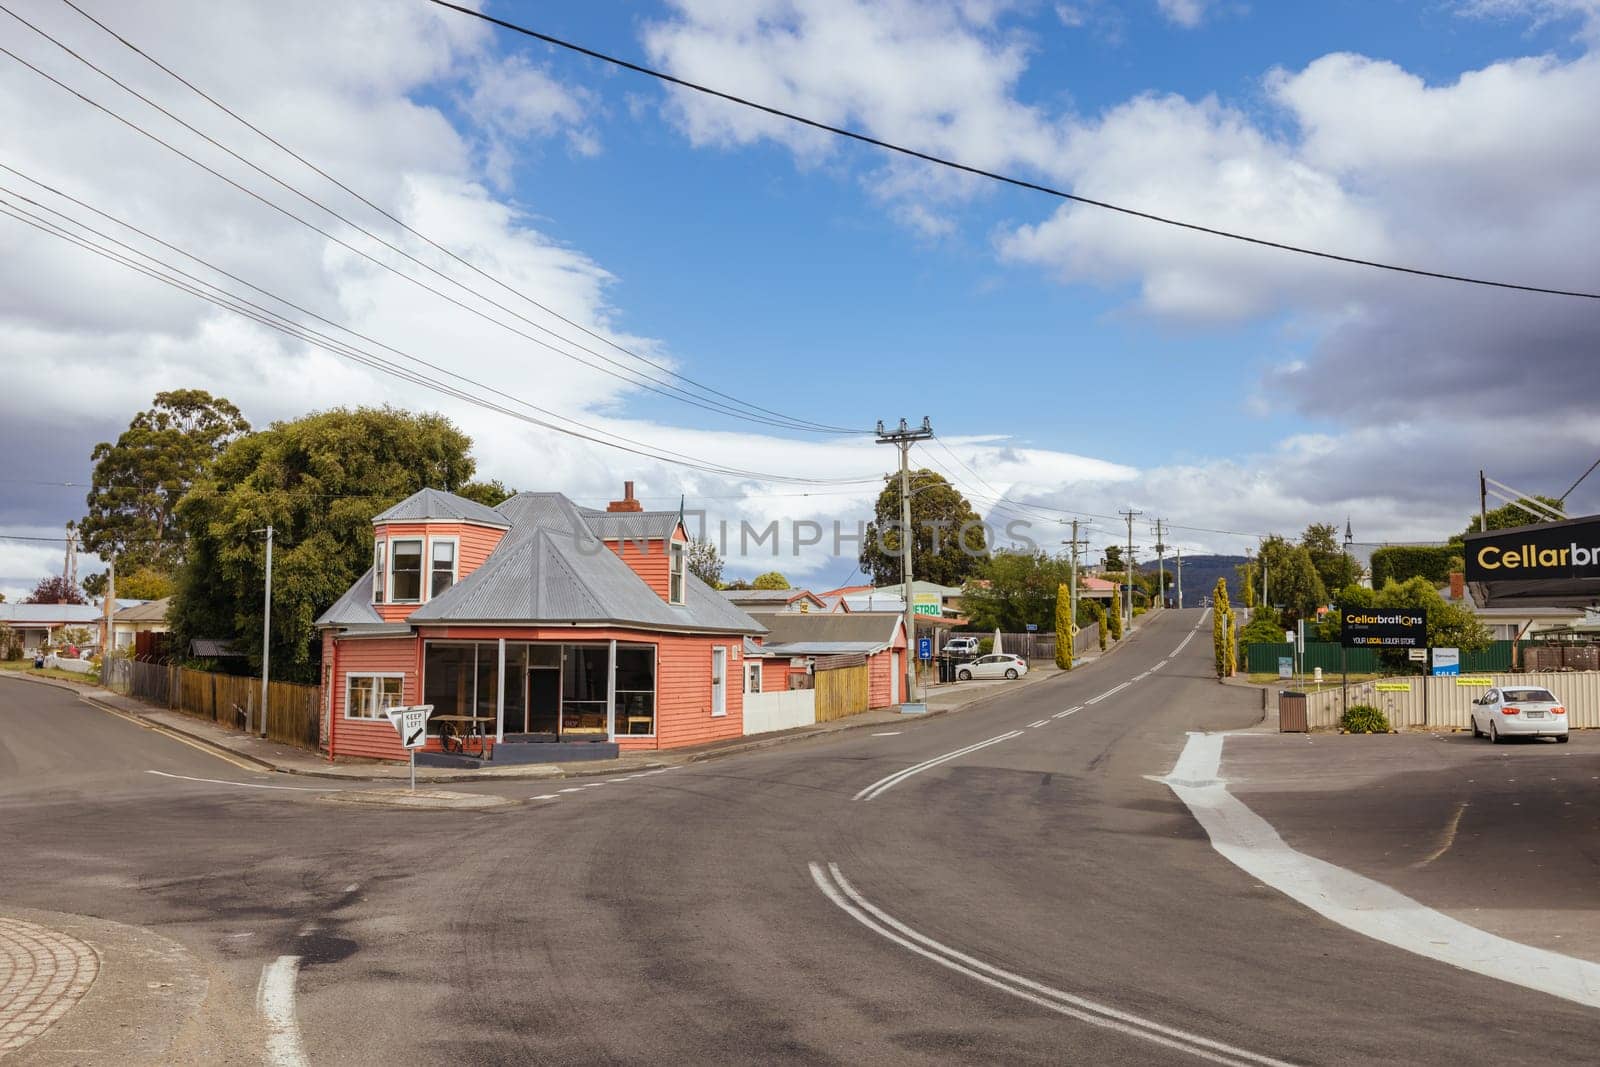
[957,669,971,681]
[1557,734,1570,744]
[1468,715,1480,738]
[1004,668,1018,679]
[1489,721,1502,745]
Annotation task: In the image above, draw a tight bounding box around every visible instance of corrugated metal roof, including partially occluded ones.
[760,640,885,656]
[0,603,112,625]
[372,487,510,527]
[113,597,170,622]
[313,568,384,627]
[397,492,764,634]
[581,509,682,542]
[758,613,902,650]
[721,589,809,603]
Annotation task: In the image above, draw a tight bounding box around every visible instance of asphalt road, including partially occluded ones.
[3,610,1598,1065]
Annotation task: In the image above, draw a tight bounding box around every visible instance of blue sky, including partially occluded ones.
[1,0,1597,594]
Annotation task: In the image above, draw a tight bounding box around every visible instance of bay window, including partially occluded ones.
[431,539,457,598]
[391,539,423,602]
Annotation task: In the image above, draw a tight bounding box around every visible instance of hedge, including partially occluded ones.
[1369,545,1457,588]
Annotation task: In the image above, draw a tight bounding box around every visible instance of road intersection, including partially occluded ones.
[2,608,1596,1063]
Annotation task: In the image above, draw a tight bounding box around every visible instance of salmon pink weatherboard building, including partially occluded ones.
[314,483,764,763]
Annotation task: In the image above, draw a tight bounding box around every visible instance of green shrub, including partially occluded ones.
[1133,606,1146,618]
[1340,704,1391,734]
[977,637,994,655]
[1369,546,1455,588]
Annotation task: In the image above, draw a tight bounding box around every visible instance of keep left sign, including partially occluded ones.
[386,705,433,750]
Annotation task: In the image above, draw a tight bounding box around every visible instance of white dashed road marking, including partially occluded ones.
[1053,706,1083,719]
[855,731,1025,802]
[1086,682,1130,705]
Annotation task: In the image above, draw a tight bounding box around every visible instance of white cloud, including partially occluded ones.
[1155,0,1209,29]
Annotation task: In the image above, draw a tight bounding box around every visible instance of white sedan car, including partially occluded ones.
[1469,685,1569,743]
[955,654,1029,681]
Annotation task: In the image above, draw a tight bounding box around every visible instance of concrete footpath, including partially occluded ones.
[5,611,1160,784]
[6,660,1065,784]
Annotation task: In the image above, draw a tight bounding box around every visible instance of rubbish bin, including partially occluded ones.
[1278,690,1307,733]
[937,656,953,684]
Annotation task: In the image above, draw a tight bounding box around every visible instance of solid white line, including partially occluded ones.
[1134,672,1150,681]
[530,794,561,800]
[871,731,903,736]
[1151,660,1168,671]
[1028,719,1049,728]
[854,731,1024,802]
[1172,632,1197,656]
[147,770,335,792]
[557,787,584,794]
[257,954,308,1067]
[1086,682,1130,705]
[1159,733,1600,1011]
[810,863,1293,1067]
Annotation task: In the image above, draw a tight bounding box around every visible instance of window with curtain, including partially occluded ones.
[391,539,423,602]
[346,674,403,719]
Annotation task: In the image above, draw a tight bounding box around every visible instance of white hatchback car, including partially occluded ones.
[955,654,1029,681]
[1468,685,1569,743]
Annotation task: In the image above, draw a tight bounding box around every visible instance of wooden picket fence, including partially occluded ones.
[104,657,320,750]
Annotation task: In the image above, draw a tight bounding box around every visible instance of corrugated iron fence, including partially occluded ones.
[103,658,321,750]
[1302,672,1600,730]
[1246,640,1544,675]
[813,653,871,722]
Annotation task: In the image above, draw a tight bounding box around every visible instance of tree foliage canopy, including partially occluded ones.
[79,390,250,574]
[455,479,515,507]
[1319,577,1492,658]
[24,575,87,605]
[685,539,723,588]
[751,571,790,591]
[859,469,988,587]
[170,407,476,683]
[1459,495,1566,538]
[963,551,1070,632]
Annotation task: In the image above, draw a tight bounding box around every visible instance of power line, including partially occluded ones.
[425,0,1600,302]
[1559,455,1600,504]
[0,193,875,486]
[48,0,864,438]
[0,11,862,435]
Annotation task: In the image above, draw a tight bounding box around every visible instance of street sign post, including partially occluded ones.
[386,704,434,792]
[1278,657,1293,680]
[1408,648,1426,662]
[917,636,932,661]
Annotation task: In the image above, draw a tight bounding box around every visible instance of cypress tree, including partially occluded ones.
[1054,583,1074,670]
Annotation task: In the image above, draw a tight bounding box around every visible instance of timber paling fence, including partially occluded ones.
[103,657,321,750]
[1301,671,1600,731]
[812,653,871,722]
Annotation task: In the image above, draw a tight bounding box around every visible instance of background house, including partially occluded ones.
[748,613,908,708]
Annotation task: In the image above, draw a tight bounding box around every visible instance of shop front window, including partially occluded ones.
[562,645,609,734]
[615,645,656,735]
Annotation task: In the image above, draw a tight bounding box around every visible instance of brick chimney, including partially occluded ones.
[606,480,644,513]
[1448,571,1464,601]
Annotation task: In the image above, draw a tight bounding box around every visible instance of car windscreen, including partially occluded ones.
[1502,688,1557,703]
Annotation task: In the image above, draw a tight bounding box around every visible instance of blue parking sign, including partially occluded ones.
[917,637,933,660]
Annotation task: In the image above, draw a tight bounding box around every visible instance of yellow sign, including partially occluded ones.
[1375,683,1411,692]
[1455,676,1494,686]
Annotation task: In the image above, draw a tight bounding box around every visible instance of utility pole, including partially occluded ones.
[101,556,115,652]
[1175,545,1183,609]
[1063,519,1092,665]
[876,417,933,708]
[256,524,274,738]
[1153,518,1166,611]
[63,524,78,587]
[1478,470,1488,533]
[1119,508,1141,631]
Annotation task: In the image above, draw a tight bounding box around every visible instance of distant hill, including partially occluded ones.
[1139,554,1249,607]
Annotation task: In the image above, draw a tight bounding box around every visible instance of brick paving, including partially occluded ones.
[0,917,99,1057]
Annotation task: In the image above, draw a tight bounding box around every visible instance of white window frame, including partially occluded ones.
[429,536,459,600]
[345,672,405,720]
[372,540,386,604]
[744,660,762,694]
[711,646,727,717]
[388,538,424,604]
[669,541,687,605]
